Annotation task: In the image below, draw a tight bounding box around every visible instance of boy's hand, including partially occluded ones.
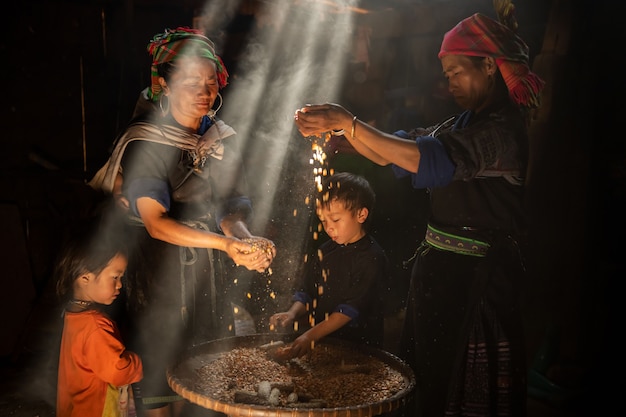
[289,333,315,358]
[269,312,294,330]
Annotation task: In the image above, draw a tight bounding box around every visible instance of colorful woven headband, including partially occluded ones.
[438,13,544,108]
[147,27,229,101]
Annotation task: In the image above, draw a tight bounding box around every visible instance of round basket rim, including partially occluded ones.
[167,333,416,417]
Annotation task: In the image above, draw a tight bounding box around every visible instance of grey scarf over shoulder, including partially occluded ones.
[88,119,235,193]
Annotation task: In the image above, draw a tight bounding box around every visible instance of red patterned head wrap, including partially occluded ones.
[146,27,229,101]
[438,13,544,108]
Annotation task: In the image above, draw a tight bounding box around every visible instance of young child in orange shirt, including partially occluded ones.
[55,220,143,417]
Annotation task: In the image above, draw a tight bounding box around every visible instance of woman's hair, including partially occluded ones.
[54,218,127,303]
[317,172,376,228]
[155,61,176,84]
[155,60,184,84]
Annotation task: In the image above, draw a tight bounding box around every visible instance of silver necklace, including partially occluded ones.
[69,299,93,309]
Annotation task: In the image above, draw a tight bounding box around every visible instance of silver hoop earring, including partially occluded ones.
[159,95,170,116]
[207,92,223,120]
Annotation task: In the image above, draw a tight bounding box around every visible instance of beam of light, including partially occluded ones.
[210,0,358,284]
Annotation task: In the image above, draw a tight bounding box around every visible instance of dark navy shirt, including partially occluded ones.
[294,234,388,348]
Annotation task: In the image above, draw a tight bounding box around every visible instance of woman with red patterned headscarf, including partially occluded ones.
[89,27,275,417]
[294,6,543,417]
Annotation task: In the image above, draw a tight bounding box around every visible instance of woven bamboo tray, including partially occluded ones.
[167,333,415,417]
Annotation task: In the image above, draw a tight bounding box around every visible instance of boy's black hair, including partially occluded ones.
[317,172,376,228]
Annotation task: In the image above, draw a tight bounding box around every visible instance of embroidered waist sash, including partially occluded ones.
[425,224,490,257]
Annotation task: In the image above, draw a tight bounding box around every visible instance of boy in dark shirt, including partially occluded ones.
[270,172,388,357]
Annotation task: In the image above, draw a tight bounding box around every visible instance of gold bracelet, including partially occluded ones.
[351,115,357,139]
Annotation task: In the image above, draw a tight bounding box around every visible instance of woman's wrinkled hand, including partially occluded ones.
[224,238,261,270]
[242,236,276,273]
[294,103,353,138]
[224,236,276,272]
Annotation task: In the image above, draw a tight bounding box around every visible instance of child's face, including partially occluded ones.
[318,199,368,245]
[82,253,127,305]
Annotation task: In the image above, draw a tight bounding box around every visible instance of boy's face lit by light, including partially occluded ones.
[318,199,367,245]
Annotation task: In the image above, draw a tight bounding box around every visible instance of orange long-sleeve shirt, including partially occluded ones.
[57,309,143,417]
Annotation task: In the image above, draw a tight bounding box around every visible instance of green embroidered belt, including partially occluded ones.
[425,224,490,257]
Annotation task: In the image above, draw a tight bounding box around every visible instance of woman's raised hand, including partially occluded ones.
[294,103,353,138]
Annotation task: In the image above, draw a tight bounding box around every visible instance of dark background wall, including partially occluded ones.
[0,0,623,414]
